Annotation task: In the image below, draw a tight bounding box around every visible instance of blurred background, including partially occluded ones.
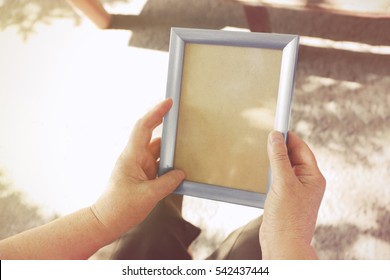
[0,0,389,259]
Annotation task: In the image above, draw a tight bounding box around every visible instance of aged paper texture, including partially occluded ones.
[174,43,282,193]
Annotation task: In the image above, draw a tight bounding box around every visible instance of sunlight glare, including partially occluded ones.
[300,36,390,55]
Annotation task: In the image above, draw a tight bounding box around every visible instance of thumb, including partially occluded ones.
[149,169,185,198]
[267,131,294,181]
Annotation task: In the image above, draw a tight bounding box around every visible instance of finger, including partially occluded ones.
[287,132,326,190]
[286,131,319,171]
[267,131,295,180]
[149,169,185,198]
[149,138,161,161]
[130,99,173,149]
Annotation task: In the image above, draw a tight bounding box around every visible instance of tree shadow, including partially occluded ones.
[0,170,57,240]
[314,204,390,259]
[0,0,79,40]
[314,222,361,259]
[291,45,390,166]
[0,0,131,40]
[263,7,390,168]
[365,205,390,244]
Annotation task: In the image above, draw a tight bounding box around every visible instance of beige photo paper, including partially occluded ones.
[174,43,283,194]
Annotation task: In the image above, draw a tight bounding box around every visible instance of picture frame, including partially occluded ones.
[158,28,299,208]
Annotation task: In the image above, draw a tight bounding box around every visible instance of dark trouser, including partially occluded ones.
[109,195,262,260]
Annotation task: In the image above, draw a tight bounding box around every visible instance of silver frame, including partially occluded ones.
[159,28,299,208]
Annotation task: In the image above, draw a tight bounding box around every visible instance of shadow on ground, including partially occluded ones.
[0,0,131,40]
[0,171,57,239]
[292,45,390,166]
[314,205,390,259]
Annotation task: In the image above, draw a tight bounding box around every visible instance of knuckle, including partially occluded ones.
[272,151,289,163]
[135,117,147,129]
[318,173,327,190]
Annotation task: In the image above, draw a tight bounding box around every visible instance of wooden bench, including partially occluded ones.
[231,0,390,32]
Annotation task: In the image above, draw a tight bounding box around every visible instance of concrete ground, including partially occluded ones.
[1,0,390,259]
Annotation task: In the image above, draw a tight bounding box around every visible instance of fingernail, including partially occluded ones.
[269,131,284,145]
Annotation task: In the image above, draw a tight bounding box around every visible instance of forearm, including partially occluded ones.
[0,207,116,260]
